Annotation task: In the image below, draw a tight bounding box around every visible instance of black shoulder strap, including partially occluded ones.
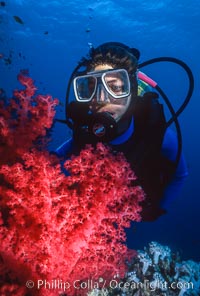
[133,92,177,182]
[133,91,165,128]
[133,92,166,165]
[118,92,166,165]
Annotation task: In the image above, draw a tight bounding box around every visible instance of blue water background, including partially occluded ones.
[1,0,200,261]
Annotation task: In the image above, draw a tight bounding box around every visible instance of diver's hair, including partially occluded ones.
[86,43,138,75]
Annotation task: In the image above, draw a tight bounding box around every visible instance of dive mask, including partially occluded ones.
[73,68,131,102]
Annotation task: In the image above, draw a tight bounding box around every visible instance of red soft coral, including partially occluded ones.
[0,74,58,165]
[0,74,145,296]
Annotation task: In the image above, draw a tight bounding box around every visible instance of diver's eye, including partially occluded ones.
[108,83,124,94]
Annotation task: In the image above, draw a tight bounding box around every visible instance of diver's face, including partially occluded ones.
[89,64,131,122]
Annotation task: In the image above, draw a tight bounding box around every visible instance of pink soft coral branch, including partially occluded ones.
[0,74,58,165]
[0,74,145,296]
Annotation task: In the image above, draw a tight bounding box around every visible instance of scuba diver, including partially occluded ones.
[55,42,193,221]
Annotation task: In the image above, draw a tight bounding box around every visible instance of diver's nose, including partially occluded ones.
[97,84,110,103]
